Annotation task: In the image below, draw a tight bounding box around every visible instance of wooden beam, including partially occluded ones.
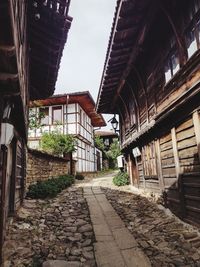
[193,111,200,161]
[0,45,15,54]
[0,73,18,82]
[158,2,187,65]
[155,139,165,192]
[110,5,158,111]
[171,127,181,179]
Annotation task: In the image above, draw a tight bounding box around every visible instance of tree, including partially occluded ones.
[41,132,76,156]
[94,135,106,153]
[29,109,45,130]
[106,138,121,161]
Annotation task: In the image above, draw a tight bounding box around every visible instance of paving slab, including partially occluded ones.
[122,248,151,267]
[112,228,137,249]
[43,260,81,267]
[84,186,151,267]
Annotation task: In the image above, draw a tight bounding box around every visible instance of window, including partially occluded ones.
[80,109,82,125]
[39,107,49,125]
[164,51,180,83]
[52,106,62,124]
[185,0,200,59]
[129,100,136,126]
[83,113,86,128]
[186,28,198,58]
[67,113,76,123]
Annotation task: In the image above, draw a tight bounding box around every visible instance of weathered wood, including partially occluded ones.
[9,139,17,214]
[155,139,165,191]
[193,111,200,161]
[0,147,7,264]
[0,45,15,54]
[0,73,18,81]
[171,128,180,178]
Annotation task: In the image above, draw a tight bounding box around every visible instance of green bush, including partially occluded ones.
[113,171,129,186]
[27,175,75,199]
[75,173,85,180]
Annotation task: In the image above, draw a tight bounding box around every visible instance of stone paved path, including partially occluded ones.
[3,172,200,267]
[3,187,96,267]
[84,186,151,267]
[103,188,200,267]
[79,172,200,267]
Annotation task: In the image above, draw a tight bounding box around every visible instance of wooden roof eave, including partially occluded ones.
[96,0,153,114]
[30,92,106,127]
[29,0,72,101]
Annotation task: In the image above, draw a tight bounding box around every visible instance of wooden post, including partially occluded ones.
[171,127,186,218]
[134,156,139,188]
[155,139,165,192]
[0,146,7,264]
[193,111,200,161]
[128,154,133,185]
[141,148,146,189]
[9,139,17,214]
[171,127,180,178]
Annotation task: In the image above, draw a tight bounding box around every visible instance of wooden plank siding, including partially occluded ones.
[96,0,200,226]
[132,114,200,226]
[137,157,145,189]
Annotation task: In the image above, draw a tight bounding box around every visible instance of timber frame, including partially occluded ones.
[97,0,200,227]
[28,92,106,173]
[0,0,72,264]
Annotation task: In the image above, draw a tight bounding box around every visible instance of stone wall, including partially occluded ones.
[26,148,70,187]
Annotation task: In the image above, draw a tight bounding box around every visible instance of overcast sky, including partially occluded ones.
[55,0,117,129]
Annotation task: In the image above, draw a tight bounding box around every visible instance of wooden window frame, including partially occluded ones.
[52,106,62,125]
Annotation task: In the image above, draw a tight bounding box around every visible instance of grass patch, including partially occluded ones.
[27,175,75,199]
[113,171,129,186]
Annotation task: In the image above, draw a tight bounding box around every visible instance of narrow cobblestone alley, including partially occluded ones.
[3,172,200,267]
[3,187,96,267]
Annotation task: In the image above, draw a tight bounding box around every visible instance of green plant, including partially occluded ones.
[106,138,121,160]
[41,132,76,156]
[94,135,105,152]
[29,109,45,130]
[75,173,85,180]
[113,171,129,186]
[27,175,75,199]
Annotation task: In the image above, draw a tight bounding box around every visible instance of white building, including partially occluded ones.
[28,92,106,173]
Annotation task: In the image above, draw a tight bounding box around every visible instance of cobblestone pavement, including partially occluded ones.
[3,187,96,267]
[102,187,200,266]
[84,186,151,267]
[3,172,200,267]
[79,172,200,266]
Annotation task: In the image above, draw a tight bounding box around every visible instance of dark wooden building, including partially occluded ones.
[0,0,72,263]
[95,131,118,169]
[97,0,200,227]
[95,131,118,150]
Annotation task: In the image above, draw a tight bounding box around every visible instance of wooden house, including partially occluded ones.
[95,131,118,150]
[95,130,118,169]
[0,0,72,262]
[28,92,106,173]
[97,0,200,226]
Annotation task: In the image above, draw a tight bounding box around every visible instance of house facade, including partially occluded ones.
[28,92,106,173]
[0,0,72,263]
[95,130,119,169]
[97,0,200,226]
